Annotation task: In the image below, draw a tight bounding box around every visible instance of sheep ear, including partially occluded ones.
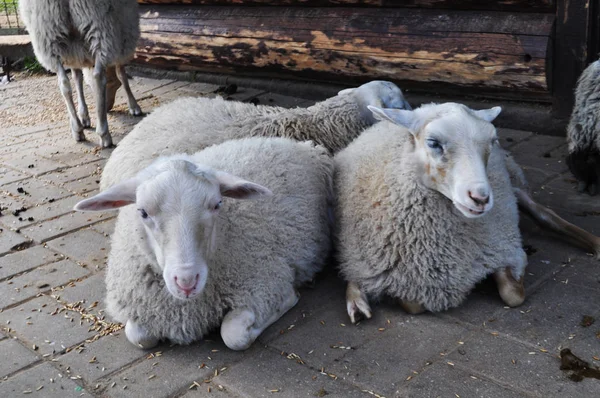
[214,171,273,200]
[367,106,417,130]
[73,178,139,212]
[472,106,502,122]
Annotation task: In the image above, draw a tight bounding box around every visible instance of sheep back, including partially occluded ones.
[334,123,526,312]
[19,0,139,71]
[106,137,333,344]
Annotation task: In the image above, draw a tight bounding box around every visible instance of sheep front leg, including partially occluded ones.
[92,57,113,148]
[515,188,600,259]
[494,267,525,307]
[116,64,142,116]
[56,62,84,141]
[399,300,425,315]
[346,281,372,323]
[125,319,159,349]
[72,69,90,127]
[220,287,299,351]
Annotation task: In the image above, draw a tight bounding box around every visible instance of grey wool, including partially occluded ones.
[101,80,411,188]
[334,119,526,312]
[566,59,600,195]
[104,137,333,346]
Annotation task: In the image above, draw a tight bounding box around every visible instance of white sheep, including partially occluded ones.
[75,137,333,350]
[335,102,600,322]
[19,0,142,148]
[100,80,411,187]
[566,59,600,195]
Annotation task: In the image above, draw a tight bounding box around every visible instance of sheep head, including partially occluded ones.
[338,81,412,124]
[369,102,502,219]
[74,157,272,300]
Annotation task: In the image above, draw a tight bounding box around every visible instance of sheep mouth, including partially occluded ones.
[453,201,487,218]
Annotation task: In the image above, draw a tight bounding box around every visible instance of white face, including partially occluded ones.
[73,158,272,300]
[369,103,501,218]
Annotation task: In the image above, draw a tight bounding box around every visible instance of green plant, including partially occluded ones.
[22,56,45,74]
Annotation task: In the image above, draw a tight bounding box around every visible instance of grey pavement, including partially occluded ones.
[1,72,599,398]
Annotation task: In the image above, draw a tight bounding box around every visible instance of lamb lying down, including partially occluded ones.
[334,103,600,322]
[75,137,333,350]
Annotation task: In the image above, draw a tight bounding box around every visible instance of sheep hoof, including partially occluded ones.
[495,268,525,307]
[125,320,159,349]
[100,134,114,148]
[129,105,143,117]
[70,121,85,142]
[78,114,91,128]
[221,309,256,351]
[347,298,372,324]
[400,300,425,315]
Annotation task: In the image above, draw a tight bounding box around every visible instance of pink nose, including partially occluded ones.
[468,189,490,206]
[174,274,199,297]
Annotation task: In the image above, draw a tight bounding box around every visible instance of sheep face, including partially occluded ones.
[368,103,502,219]
[74,158,272,300]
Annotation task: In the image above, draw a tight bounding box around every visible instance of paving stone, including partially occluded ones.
[0,295,96,356]
[254,92,313,109]
[1,178,73,205]
[213,347,366,398]
[0,259,89,309]
[0,338,40,379]
[553,254,600,293]
[521,166,555,192]
[167,82,221,99]
[90,219,116,237]
[53,272,107,312]
[484,278,600,352]
[62,174,101,194]
[398,361,527,397]
[326,315,470,397]
[0,362,91,397]
[45,228,110,269]
[446,331,600,398]
[510,135,568,175]
[10,195,83,229]
[57,331,148,384]
[0,245,60,280]
[98,338,246,398]
[0,166,28,186]
[113,77,177,107]
[0,228,31,256]
[20,211,112,244]
[1,154,67,176]
[498,128,534,149]
[39,160,104,186]
[183,383,237,397]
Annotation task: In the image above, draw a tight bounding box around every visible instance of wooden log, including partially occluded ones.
[136,5,553,96]
[137,0,555,12]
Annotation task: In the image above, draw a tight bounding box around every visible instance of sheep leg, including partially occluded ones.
[116,64,142,116]
[220,287,299,351]
[494,267,525,307]
[399,300,425,314]
[515,188,600,259]
[56,63,85,141]
[72,69,91,128]
[125,319,159,349]
[92,57,113,148]
[346,281,372,323]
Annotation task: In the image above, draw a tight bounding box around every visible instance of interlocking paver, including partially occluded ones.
[0,166,28,186]
[0,228,31,256]
[1,178,73,205]
[0,259,89,309]
[45,228,110,269]
[9,195,83,229]
[0,338,40,379]
[0,362,91,397]
[0,245,60,280]
[20,211,112,243]
[39,160,105,186]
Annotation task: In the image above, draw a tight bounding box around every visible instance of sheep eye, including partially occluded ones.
[426,138,443,153]
[214,201,222,211]
[138,209,149,219]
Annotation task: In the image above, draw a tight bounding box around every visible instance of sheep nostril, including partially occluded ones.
[468,191,489,206]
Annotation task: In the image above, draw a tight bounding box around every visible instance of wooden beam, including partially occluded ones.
[552,0,591,118]
[135,5,553,98]
[137,0,555,12]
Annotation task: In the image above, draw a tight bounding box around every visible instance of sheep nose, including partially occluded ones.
[174,274,200,297]
[468,188,490,206]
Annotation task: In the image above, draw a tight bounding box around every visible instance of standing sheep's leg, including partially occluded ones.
[72,69,90,128]
[125,319,159,349]
[494,267,525,307]
[91,57,113,148]
[515,188,600,259]
[115,64,142,116]
[399,300,425,314]
[220,286,299,351]
[56,63,85,141]
[346,281,372,323]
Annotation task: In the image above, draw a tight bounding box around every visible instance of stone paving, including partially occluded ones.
[1,72,599,398]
